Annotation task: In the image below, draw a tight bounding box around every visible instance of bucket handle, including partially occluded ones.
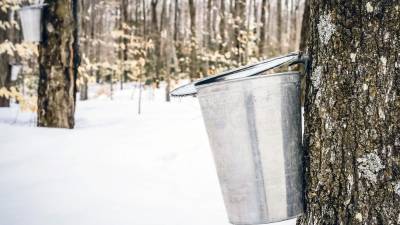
[171,52,310,97]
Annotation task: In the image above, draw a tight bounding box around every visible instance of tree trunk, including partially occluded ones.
[0,9,10,107]
[233,0,246,65]
[174,0,180,42]
[289,0,297,52]
[219,0,226,53]
[151,0,161,87]
[121,0,130,89]
[206,0,212,48]
[37,0,80,129]
[265,0,271,54]
[276,0,282,53]
[79,0,89,101]
[258,0,268,57]
[188,0,197,79]
[299,1,400,224]
[298,0,309,52]
[142,0,147,36]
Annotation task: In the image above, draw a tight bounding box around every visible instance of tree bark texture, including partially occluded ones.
[37,0,80,128]
[0,9,10,107]
[300,1,400,224]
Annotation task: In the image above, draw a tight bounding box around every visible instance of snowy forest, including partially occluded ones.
[0,0,399,225]
[0,0,305,124]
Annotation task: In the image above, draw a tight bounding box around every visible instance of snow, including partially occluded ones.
[0,83,296,225]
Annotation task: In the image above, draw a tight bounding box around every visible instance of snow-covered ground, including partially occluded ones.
[0,84,296,225]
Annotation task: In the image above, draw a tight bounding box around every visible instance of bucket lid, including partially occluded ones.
[171,52,307,97]
[19,4,47,11]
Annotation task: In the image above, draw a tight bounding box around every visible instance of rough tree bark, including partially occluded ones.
[299,1,400,224]
[0,9,10,107]
[37,0,80,128]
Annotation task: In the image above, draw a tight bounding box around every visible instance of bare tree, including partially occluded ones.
[276,0,282,53]
[233,0,246,65]
[188,0,197,79]
[219,0,226,52]
[258,0,268,57]
[151,0,161,87]
[0,9,10,107]
[37,0,80,128]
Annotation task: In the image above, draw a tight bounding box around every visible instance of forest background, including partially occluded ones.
[0,0,306,109]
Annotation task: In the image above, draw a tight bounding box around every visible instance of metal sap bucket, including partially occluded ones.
[171,53,308,225]
[10,64,23,81]
[18,4,46,43]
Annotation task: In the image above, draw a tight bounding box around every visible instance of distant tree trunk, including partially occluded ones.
[188,0,197,79]
[211,0,217,48]
[233,0,246,65]
[37,0,80,128]
[289,0,298,52]
[95,11,103,83]
[121,0,130,89]
[276,0,282,53]
[0,9,10,107]
[283,0,289,52]
[219,0,226,52]
[206,0,212,48]
[298,0,309,106]
[151,0,161,87]
[299,0,309,52]
[265,0,271,53]
[142,0,147,36]
[174,0,180,42]
[79,0,89,101]
[299,1,400,224]
[258,0,268,57]
[80,77,89,100]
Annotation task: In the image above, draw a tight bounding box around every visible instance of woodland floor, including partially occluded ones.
[0,83,295,225]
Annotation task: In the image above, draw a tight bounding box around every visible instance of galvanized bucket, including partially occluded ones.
[171,53,307,225]
[10,64,23,81]
[18,4,46,43]
[198,72,303,224]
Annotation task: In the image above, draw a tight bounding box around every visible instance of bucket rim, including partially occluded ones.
[170,52,302,97]
[19,4,47,11]
[229,213,302,225]
[9,63,23,66]
[196,71,300,92]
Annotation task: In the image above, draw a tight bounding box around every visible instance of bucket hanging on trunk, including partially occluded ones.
[18,4,46,43]
[171,53,309,225]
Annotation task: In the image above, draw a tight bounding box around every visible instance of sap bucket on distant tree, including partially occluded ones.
[10,64,23,81]
[171,53,309,225]
[18,1,47,43]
